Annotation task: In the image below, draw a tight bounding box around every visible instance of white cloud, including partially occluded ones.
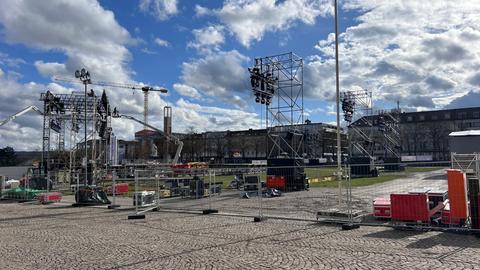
[307,0,480,110]
[0,70,77,150]
[154,37,170,47]
[0,1,263,150]
[207,0,333,47]
[0,52,26,68]
[139,0,178,21]
[34,61,68,78]
[174,98,260,132]
[0,0,133,83]
[173,83,201,99]
[194,4,210,17]
[178,50,250,108]
[187,25,225,54]
[141,48,158,55]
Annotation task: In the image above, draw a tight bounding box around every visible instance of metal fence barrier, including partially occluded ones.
[9,158,480,233]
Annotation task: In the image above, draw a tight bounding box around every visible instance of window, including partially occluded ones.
[445,113,450,120]
[419,115,425,121]
[407,116,413,122]
[458,112,467,119]
[431,114,438,120]
[473,111,480,118]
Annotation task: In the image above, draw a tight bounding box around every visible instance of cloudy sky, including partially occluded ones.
[0,0,479,150]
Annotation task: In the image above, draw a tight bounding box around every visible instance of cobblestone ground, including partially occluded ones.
[1,201,479,270]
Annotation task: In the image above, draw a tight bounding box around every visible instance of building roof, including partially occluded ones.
[352,106,480,127]
[134,129,161,137]
[449,130,480,137]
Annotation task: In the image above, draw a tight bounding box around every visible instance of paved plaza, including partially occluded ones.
[1,201,479,270]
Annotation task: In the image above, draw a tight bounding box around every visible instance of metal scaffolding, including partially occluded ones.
[39,90,111,184]
[249,52,304,159]
[377,109,401,159]
[343,89,374,159]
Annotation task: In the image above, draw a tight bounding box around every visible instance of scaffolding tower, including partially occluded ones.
[342,89,374,159]
[249,52,304,159]
[248,52,306,192]
[40,90,111,184]
[377,109,401,159]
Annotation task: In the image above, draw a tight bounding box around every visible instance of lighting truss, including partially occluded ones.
[39,90,110,175]
[249,52,304,159]
[342,89,374,159]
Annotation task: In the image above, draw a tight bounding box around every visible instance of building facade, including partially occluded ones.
[118,121,347,164]
[352,107,480,161]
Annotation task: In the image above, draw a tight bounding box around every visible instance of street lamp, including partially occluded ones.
[75,68,91,186]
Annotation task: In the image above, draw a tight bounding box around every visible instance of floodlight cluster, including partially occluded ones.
[248,66,276,106]
[341,92,355,122]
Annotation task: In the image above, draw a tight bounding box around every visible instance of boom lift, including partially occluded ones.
[0,106,43,127]
[112,108,183,166]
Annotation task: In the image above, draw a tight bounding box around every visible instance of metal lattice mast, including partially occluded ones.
[342,89,374,159]
[143,90,149,130]
[58,118,65,151]
[41,97,51,176]
[249,52,304,159]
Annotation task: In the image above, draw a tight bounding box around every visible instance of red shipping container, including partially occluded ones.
[108,183,129,195]
[115,183,129,194]
[373,197,391,218]
[266,176,286,191]
[447,169,468,222]
[390,193,429,222]
[36,192,62,203]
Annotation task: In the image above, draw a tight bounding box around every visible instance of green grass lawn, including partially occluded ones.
[102,167,441,192]
[309,174,400,188]
[214,173,266,188]
[304,167,337,179]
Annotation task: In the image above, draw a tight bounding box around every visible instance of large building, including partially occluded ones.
[117,121,348,164]
[352,106,480,162]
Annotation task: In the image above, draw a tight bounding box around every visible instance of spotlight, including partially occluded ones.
[261,96,265,104]
[255,93,260,103]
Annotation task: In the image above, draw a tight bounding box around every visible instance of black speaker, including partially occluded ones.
[468,177,480,229]
[267,158,306,192]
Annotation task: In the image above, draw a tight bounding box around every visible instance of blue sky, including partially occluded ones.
[0,0,479,150]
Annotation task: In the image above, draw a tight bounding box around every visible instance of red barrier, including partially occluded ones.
[107,183,129,195]
[447,169,468,223]
[390,193,429,222]
[36,192,62,203]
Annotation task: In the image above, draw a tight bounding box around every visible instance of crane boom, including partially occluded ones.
[54,76,168,130]
[113,113,183,166]
[0,106,43,127]
[54,77,167,93]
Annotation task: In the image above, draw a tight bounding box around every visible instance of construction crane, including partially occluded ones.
[0,106,43,127]
[112,108,183,166]
[54,76,168,130]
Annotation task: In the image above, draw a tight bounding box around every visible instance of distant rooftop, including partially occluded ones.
[449,130,480,137]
